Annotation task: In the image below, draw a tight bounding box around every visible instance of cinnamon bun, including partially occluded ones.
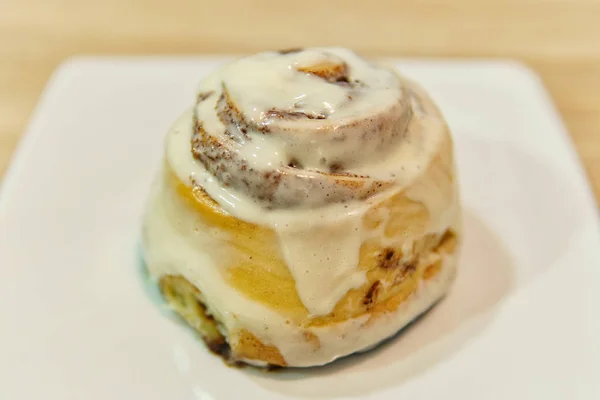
[141,47,461,367]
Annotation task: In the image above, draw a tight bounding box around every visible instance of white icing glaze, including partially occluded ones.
[275,214,367,316]
[142,171,458,366]
[168,111,375,315]
[164,46,453,316]
[194,47,406,169]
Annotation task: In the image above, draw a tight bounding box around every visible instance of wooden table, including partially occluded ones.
[1,0,599,200]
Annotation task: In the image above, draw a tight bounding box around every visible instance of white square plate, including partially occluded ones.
[1,57,599,400]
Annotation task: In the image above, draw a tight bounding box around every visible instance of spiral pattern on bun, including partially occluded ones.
[190,48,419,208]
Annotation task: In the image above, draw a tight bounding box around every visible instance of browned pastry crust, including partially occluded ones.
[159,275,288,367]
[157,214,457,367]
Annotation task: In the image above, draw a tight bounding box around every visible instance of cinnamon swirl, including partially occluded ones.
[141,47,461,367]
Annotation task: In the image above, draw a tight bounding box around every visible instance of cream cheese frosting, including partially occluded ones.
[142,163,458,366]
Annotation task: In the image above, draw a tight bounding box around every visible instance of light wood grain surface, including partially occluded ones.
[1,0,599,200]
